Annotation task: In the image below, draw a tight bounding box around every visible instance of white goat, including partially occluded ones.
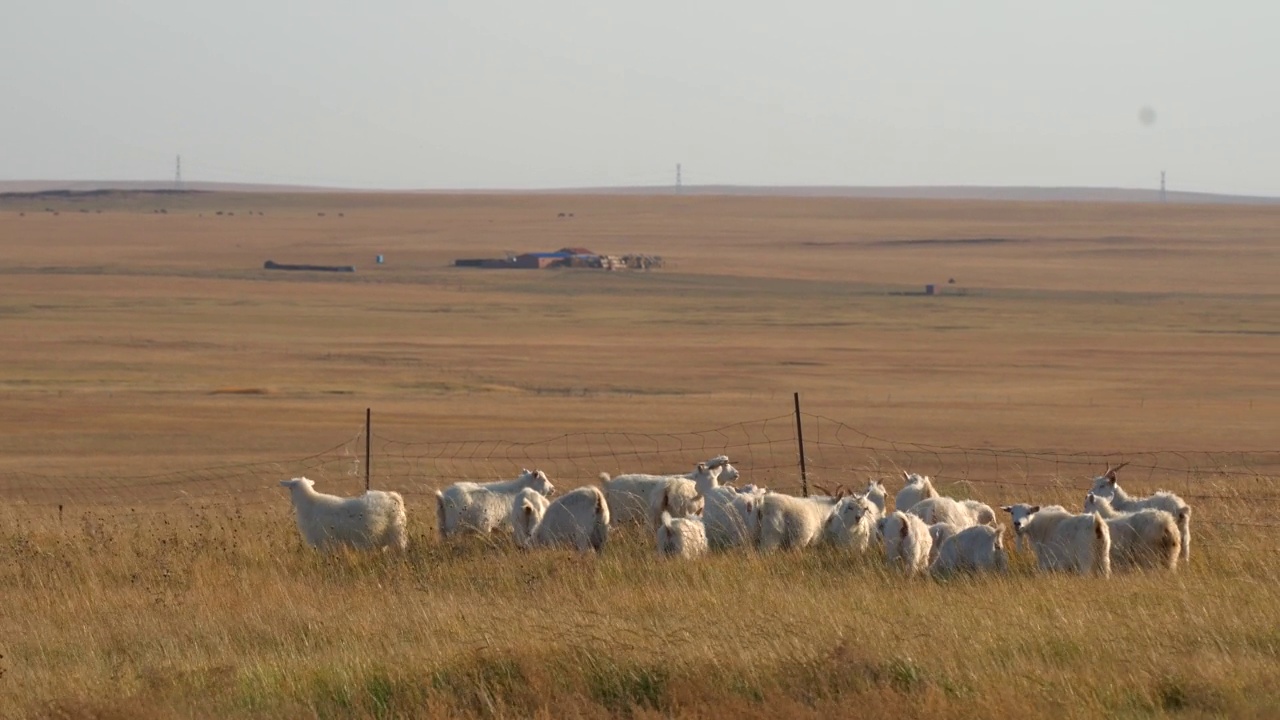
[703,485,765,550]
[647,462,720,530]
[599,455,732,525]
[881,511,933,577]
[926,522,963,563]
[750,492,836,552]
[657,511,709,559]
[823,494,880,552]
[279,477,407,552]
[906,496,976,528]
[1001,504,1111,577]
[1083,492,1181,571]
[961,499,999,526]
[436,469,555,538]
[930,525,1009,576]
[516,486,611,554]
[509,488,552,550]
[863,480,888,515]
[1088,464,1191,562]
[895,472,938,512]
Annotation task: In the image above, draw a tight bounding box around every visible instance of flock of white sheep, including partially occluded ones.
[278,457,1192,578]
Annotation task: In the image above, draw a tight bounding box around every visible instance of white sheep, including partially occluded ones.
[279,477,407,552]
[436,468,555,538]
[646,462,720,530]
[703,485,765,550]
[515,486,611,554]
[930,524,1009,576]
[750,492,838,552]
[509,488,551,550]
[863,480,888,515]
[961,499,999,526]
[823,494,880,552]
[881,511,933,577]
[1001,504,1111,577]
[906,496,976,528]
[895,472,938,512]
[657,511,709,559]
[926,522,963,562]
[599,454,732,524]
[1083,492,1181,571]
[1088,464,1191,562]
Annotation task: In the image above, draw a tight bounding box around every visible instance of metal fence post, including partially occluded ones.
[365,408,372,491]
[794,392,808,497]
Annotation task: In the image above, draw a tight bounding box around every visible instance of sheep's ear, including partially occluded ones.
[999,505,1012,513]
[1030,505,1040,513]
[902,470,911,481]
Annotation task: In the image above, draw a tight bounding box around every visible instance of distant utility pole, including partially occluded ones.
[1160,170,1166,204]
[175,155,183,190]
[676,163,682,195]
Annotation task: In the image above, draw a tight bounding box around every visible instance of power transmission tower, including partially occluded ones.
[1160,170,1166,204]
[175,155,183,190]
[676,163,682,195]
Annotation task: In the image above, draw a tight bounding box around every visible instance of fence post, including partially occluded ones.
[365,408,372,491]
[794,392,808,497]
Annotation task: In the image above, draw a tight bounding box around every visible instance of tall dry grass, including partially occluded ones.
[2,479,1278,719]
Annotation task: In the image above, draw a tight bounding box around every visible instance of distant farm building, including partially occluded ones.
[454,247,663,271]
[264,260,356,273]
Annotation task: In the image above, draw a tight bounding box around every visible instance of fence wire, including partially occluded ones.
[2,412,1278,528]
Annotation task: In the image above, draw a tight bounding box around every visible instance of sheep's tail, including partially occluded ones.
[1176,506,1191,562]
[435,491,447,541]
[1092,513,1111,578]
[387,491,408,551]
[591,490,609,553]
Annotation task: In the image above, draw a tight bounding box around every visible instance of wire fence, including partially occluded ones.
[2,409,1279,528]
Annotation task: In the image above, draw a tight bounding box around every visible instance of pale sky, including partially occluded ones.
[3,1,1278,194]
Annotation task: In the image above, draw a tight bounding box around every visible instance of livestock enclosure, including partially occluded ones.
[1,191,1279,718]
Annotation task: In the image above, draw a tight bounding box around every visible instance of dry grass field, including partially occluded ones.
[1,191,1278,718]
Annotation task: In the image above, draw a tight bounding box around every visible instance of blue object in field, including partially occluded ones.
[925,284,935,295]
[376,255,384,264]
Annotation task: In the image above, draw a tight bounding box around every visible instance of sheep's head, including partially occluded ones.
[718,463,741,484]
[1089,474,1118,496]
[902,472,928,487]
[526,469,555,497]
[279,477,314,490]
[1088,462,1128,497]
[865,480,887,496]
[826,495,871,534]
[1082,491,1114,515]
[846,496,873,523]
[1000,504,1040,534]
[705,455,731,469]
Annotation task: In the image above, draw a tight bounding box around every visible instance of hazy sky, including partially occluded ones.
[3,1,1278,194]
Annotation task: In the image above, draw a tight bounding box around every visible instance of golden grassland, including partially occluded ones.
[1,191,1279,717]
